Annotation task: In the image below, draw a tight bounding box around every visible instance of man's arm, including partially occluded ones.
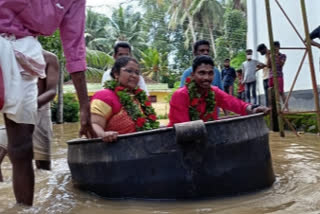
[168,89,190,126]
[310,26,320,40]
[241,64,245,84]
[37,51,59,108]
[71,72,97,138]
[213,68,222,90]
[256,61,266,72]
[221,69,225,80]
[60,0,96,138]
[231,68,236,79]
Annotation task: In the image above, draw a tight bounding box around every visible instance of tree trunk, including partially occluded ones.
[56,62,64,124]
[233,0,241,10]
[187,13,197,44]
[208,24,217,58]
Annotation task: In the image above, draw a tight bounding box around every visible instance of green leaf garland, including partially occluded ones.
[104,80,160,131]
[185,77,216,122]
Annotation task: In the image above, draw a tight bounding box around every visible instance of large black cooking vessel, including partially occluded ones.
[67,113,274,199]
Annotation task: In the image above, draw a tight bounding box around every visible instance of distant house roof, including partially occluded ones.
[147,83,171,92]
[63,83,171,94]
[64,83,102,94]
[143,75,157,84]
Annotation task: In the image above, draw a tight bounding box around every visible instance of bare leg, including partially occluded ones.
[35,160,51,171]
[4,115,34,206]
[0,147,7,182]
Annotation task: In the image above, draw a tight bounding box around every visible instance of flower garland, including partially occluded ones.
[104,80,159,131]
[185,77,216,122]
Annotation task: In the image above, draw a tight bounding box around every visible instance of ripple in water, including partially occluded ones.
[0,121,319,214]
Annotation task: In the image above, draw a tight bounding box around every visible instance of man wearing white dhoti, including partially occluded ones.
[0,0,97,205]
[0,50,59,180]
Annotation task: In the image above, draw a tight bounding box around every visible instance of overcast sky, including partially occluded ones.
[86,0,138,15]
[87,0,122,8]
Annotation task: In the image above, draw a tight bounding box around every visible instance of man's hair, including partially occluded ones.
[224,58,230,62]
[274,41,280,48]
[192,55,214,72]
[236,69,242,74]
[246,49,253,54]
[114,41,132,55]
[193,40,210,54]
[257,43,267,52]
[111,56,138,79]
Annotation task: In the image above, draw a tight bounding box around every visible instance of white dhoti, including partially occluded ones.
[0,104,53,161]
[33,103,53,161]
[0,35,46,124]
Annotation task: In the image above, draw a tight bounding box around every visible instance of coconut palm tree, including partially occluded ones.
[106,6,147,57]
[85,9,111,53]
[86,48,114,82]
[225,0,246,12]
[189,0,224,57]
[139,48,168,82]
[167,0,224,57]
[168,0,197,44]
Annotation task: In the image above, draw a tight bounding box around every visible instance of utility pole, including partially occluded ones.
[264,0,285,137]
[300,0,320,134]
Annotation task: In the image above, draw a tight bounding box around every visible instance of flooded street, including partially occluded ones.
[0,121,320,214]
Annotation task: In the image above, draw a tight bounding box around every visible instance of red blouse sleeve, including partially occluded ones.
[168,87,190,127]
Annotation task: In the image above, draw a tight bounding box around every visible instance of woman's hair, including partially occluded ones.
[110,56,139,79]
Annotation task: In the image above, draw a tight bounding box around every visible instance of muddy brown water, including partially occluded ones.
[0,119,320,214]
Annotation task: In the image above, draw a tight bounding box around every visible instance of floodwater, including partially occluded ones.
[0,121,320,214]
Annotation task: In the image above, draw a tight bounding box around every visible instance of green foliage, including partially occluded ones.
[85,9,109,49]
[224,9,247,57]
[215,36,230,66]
[171,27,193,71]
[285,114,318,133]
[215,8,246,67]
[161,70,180,88]
[140,48,168,82]
[86,48,114,82]
[264,113,318,133]
[38,31,64,61]
[230,51,246,69]
[51,93,79,123]
[107,6,147,57]
[157,114,169,119]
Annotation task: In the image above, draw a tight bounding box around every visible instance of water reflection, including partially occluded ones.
[0,121,319,214]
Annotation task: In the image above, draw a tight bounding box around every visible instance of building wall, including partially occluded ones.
[149,91,169,103]
[149,91,170,116]
[259,88,320,111]
[247,0,320,94]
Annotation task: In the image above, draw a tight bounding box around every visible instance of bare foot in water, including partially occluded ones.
[35,160,51,171]
[0,147,7,182]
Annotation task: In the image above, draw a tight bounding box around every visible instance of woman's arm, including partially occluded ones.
[91,114,118,143]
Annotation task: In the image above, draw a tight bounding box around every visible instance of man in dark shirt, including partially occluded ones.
[221,58,236,95]
[309,26,320,48]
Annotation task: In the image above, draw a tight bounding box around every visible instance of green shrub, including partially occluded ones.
[157,114,168,119]
[51,93,79,123]
[264,113,318,133]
